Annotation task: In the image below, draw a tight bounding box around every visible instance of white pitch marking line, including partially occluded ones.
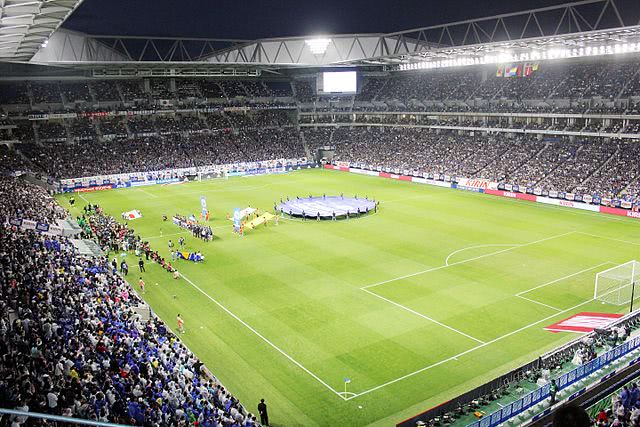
[77,193,90,204]
[344,296,599,400]
[172,184,272,197]
[577,231,640,248]
[338,392,358,397]
[360,231,576,290]
[445,244,521,266]
[361,288,486,344]
[491,196,640,226]
[515,262,612,296]
[516,295,562,312]
[137,188,158,198]
[178,272,347,400]
[143,224,229,240]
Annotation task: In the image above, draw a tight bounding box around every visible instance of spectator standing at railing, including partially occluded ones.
[595,408,608,426]
[550,379,558,405]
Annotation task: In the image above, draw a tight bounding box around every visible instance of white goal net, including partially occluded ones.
[594,261,640,305]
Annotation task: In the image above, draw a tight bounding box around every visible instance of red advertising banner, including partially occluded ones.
[324,164,640,221]
[484,189,537,201]
[600,206,640,219]
[74,185,113,193]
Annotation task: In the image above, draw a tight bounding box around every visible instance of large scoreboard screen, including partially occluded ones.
[317,71,358,94]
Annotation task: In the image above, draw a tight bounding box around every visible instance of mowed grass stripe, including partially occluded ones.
[57,169,640,426]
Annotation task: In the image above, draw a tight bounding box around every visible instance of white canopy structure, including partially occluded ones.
[1,0,640,76]
[0,0,85,60]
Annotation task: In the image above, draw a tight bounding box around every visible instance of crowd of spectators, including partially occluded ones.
[354,57,640,105]
[19,128,305,179]
[99,118,128,138]
[0,177,260,426]
[592,383,640,427]
[316,127,640,203]
[60,83,92,104]
[0,146,29,175]
[30,83,62,104]
[0,84,30,105]
[36,122,67,142]
[2,55,640,113]
[0,177,65,224]
[69,118,97,141]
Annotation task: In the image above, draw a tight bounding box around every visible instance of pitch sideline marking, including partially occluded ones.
[360,231,576,290]
[577,231,640,248]
[445,244,521,266]
[361,288,486,344]
[77,193,91,204]
[338,392,358,398]
[165,184,272,197]
[137,188,159,198]
[179,272,347,400]
[344,295,599,400]
[488,195,640,226]
[143,224,230,240]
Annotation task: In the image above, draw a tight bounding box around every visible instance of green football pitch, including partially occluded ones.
[57,168,640,426]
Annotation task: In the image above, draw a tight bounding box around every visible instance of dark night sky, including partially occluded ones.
[63,0,584,40]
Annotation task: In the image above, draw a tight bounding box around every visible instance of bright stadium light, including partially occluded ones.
[305,38,331,55]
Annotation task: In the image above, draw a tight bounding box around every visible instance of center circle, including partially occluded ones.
[277,196,377,219]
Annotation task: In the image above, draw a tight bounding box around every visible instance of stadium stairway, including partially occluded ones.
[69,238,104,257]
[56,218,82,236]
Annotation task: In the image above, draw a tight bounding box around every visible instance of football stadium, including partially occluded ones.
[4,0,640,426]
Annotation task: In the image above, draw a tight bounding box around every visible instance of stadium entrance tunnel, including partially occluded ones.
[277,195,378,220]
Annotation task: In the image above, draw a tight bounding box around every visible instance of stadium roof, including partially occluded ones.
[5,0,640,76]
[0,0,85,61]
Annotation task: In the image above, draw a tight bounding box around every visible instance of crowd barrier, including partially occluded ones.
[323,164,639,221]
[60,160,314,193]
[7,218,65,236]
[467,336,640,427]
[395,309,640,427]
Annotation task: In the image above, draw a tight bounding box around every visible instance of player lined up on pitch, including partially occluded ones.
[78,204,198,287]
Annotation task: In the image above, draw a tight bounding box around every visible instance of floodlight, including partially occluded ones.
[305,38,331,55]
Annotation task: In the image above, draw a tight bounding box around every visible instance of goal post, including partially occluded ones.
[594,260,640,306]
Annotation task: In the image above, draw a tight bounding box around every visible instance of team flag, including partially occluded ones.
[200,196,208,216]
[177,251,204,262]
[122,209,142,220]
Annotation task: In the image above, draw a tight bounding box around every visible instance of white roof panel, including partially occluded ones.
[0,0,85,60]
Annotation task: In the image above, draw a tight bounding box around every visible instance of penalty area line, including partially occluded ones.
[361,288,485,344]
[516,295,562,311]
[360,231,576,290]
[344,295,598,401]
[445,244,521,266]
[178,272,347,400]
[515,262,613,297]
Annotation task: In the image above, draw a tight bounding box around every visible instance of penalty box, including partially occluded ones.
[363,231,628,343]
